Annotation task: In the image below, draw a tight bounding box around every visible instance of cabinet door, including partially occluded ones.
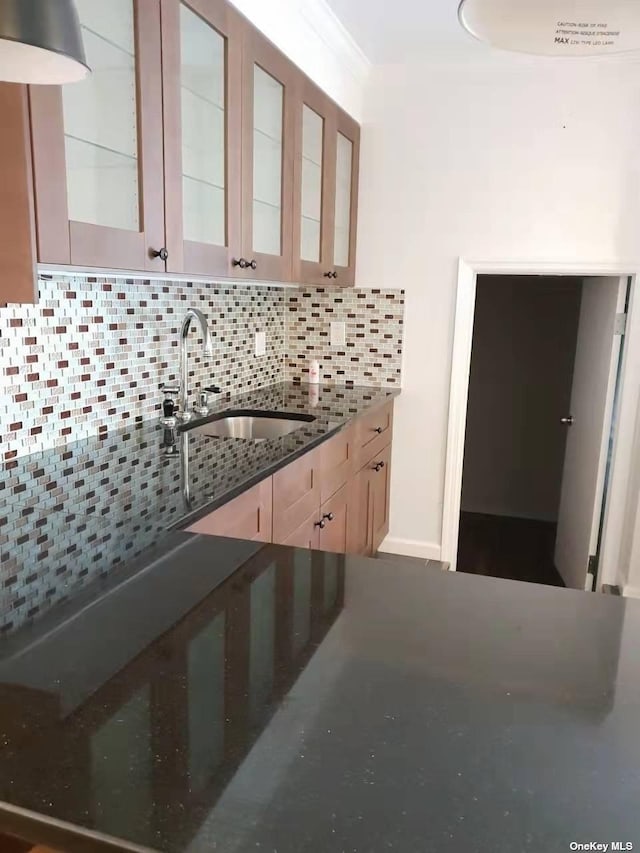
[161,0,243,277]
[370,443,392,553]
[349,466,373,556]
[292,79,334,285]
[29,0,167,271]
[318,426,355,504]
[0,84,37,306]
[326,108,360,287]
[318,484,349,554]
[281,511,321,550]
[186,478,272,541]
[272,448,320,542]
[239,28,295,282]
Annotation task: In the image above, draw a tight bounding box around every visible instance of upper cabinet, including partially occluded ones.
[30,0,167,272]
[161,0,243,277]
[25,0,359,287]
[293,83,360,287]
[237,29,296,282]
[331,110,360,286]
[0,84,37,306]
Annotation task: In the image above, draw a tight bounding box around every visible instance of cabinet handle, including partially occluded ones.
[151,247,168,261]
[374,426,383,434]
[232,257,248,269]
[332,271,338,279]
[373,461,385,472]
[323,271,338,279]
[248,259,257,270]
[314,519,326,529]
[322,512,335,522]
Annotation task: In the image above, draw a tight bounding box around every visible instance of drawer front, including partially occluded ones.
[356,401,394,470]
[280,510,321,550]
[319,426,355,504]
[272,447,320,542]
[187,479,272,542]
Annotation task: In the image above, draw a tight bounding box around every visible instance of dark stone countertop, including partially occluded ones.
[0,381,398,636]
[0,543,639,853]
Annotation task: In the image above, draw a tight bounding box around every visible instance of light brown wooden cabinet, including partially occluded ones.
[187,404,394,558]
[292,80,360,287]
[30,0,167,272]
[22,0,360,288]
[0,84,37,307]
[318,483,351,553]
[186,479,272,541]
[161,0,244,278]
[272,447,321,541]
[351,442,392,556]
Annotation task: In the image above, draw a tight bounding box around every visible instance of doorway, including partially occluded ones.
[458,275,583,586]
[442,262,634,591]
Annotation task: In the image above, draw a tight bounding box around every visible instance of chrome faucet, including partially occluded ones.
[178,308,213,421]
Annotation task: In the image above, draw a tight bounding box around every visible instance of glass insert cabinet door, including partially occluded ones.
[330,110,360,285]
[240,29,295,282]
[293,87,360,287]
[162,0,243,277]
[29,0,167,271]
[292,78,333,286]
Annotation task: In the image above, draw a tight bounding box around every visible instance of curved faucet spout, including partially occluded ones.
[179,308,213,419]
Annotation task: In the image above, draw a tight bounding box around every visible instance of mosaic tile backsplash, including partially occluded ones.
[0,277,404,459]
[0,275,285,459]
[286,287,405,385]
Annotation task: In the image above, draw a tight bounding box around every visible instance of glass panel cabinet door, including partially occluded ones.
[240,30,295,282]
[162,0,243,276]
[29,0,167,271]
[330,110,360,286]
[292,79,335,286]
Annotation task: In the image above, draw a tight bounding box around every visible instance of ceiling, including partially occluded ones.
[324,0,480,64]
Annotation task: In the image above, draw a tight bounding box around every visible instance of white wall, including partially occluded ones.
[357,58,640,558]
[227,0,369,120]
[461,275,582,522]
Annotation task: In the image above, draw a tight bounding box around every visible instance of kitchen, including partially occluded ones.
[1,0,640,851]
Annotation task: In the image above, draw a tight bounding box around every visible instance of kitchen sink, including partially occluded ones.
[184,410,316,441]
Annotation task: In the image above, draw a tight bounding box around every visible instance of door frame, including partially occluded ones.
[442,258,640,589]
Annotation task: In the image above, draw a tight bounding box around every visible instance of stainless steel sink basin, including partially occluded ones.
[186,410,316,441]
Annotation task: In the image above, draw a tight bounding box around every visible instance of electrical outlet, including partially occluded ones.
[330,321,346,347]
[254,331,266,357]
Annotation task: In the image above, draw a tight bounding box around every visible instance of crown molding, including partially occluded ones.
[298,0,371,86]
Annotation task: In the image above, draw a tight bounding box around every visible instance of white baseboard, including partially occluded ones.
[377,536,442,562]
[623,585,640,599]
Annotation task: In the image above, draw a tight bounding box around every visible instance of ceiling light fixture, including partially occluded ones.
[0,0,89,84]
[458,0,640,57]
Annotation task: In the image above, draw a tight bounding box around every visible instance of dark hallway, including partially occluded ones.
[457,512,565,587]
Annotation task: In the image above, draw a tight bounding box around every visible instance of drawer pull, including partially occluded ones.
[322,512,335,522]
[314,519,326,529]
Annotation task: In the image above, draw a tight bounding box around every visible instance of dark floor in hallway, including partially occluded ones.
[457,512,565,587]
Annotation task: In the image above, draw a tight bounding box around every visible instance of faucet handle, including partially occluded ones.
[204,385,222,394]
[159,382,180,395]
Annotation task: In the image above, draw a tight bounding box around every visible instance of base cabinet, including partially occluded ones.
[350,442,392,556]
[186,403,394,558]
[186,479,272,541]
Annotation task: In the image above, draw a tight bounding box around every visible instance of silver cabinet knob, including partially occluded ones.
[561,415,574,426]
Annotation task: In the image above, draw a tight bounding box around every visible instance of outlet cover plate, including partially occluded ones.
[330,321,346,347]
